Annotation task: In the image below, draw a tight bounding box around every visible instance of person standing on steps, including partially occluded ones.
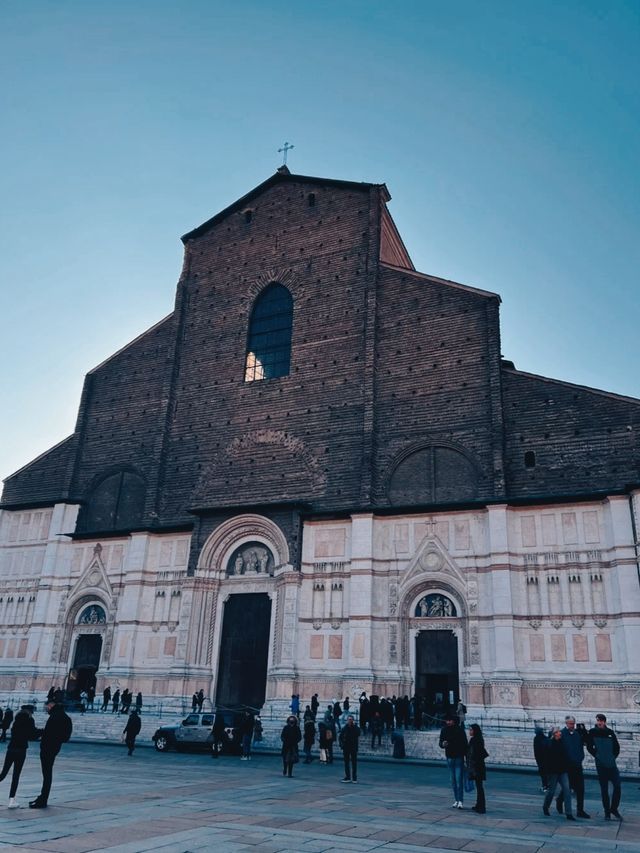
[587,713,622,821]
[542,727,575,821]
[0,704,40,809]
[101,686,111,713]
[466,723,489,814]
[439,714,468,809]
[123,708,141,756]
[29,700,73,809]
[339,715,360,783]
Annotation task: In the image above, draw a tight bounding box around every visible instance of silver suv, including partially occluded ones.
[152,712,215,752]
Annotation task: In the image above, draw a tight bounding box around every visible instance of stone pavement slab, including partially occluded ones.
[0,742,637,852]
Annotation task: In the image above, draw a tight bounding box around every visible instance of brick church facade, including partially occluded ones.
[1,167,639,720]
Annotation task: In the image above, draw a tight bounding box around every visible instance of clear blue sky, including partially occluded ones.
[1,0,639,483]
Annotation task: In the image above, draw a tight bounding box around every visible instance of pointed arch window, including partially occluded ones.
[244,283,293,382]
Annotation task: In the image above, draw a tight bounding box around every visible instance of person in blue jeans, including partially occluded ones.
[439,715,468,808]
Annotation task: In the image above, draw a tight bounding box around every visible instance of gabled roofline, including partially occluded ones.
[3,435,75,483]
[181,168,390,243]
[87,313,173,375]
[501,363,640,405]
[380,262,501,300]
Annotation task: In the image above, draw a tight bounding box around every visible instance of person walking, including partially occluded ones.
[456,698,467,729]
[587,713,622,820]
[101,686,111,713]
[542,727,575,821]
[87,686,95,712]
[0,704,40,808]
[556,716,590,818]
[466,723,489,813]
[290,694,300,720]
[135,692,143,713]
[122,708,141,756]
[29,700,73,809]
[280,715,301,777]
[211,711,226,758]
[533,725,550,792]
[303,717,316,763]
[339,715,360,783]
[197,689,205,712]
[439,715,468,808]
[1,707,14,742]
[111,689,120,714]
[311,693,319,720]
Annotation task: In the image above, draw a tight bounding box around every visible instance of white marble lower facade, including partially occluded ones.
[1,493,639,723]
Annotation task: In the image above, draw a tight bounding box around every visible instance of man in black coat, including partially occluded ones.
[0,704,40,808]
[123,708,141,755]
[29,701,72,809]
[0,706,13,742]
[339,715,360,783]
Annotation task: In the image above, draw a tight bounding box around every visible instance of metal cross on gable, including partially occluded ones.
[278,141,294,165]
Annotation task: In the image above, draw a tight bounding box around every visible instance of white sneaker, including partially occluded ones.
[8,798,19,809]
[457,802,464,809]
[452,801,459,808]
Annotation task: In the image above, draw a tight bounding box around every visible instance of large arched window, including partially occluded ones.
[244,283,293,382]
[79,470,146,532]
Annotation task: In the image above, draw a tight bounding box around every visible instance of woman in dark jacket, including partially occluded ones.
[542,727,575,820]
[280,715,301,777]
[466,723,489,813]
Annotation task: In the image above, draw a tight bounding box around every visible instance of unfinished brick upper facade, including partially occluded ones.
[4,168,637,533]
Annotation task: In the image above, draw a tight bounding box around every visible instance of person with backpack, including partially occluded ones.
[29,700,72,809]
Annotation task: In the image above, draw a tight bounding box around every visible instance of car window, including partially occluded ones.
[201,714,214,726]
[183,714,199,726]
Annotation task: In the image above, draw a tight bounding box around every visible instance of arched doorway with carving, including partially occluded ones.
[197,514,291,710]
[65,600,108,698]
[400,582,467,719]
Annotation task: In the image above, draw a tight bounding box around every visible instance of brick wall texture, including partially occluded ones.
[3,170,639,552]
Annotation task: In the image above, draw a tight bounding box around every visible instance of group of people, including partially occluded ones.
[534,713,623,821]
[438,715,488,813]
[280,713,362,781]
[100,686,143,714]
[0,700,72,809]
[191,689,206,712]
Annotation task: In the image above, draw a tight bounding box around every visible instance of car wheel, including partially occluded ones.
[154,735,171,752]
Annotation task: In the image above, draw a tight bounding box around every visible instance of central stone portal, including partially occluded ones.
[216,592,272,710]
[415,629,459,706]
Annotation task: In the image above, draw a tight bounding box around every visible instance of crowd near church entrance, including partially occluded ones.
[216,593,272,709]
[415,629,460,708]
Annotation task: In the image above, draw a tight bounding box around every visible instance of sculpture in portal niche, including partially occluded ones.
[78,604,107,625]
[227,542,275,577]
[415,594,456,618]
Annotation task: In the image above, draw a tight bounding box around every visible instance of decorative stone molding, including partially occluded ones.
[565,688,584,708]
[197,514,290,573]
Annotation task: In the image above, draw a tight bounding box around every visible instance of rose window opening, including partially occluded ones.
[415,594,457,618]
[77,604,107,625]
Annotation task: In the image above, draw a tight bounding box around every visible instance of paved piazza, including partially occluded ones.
[0,742,638,853]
